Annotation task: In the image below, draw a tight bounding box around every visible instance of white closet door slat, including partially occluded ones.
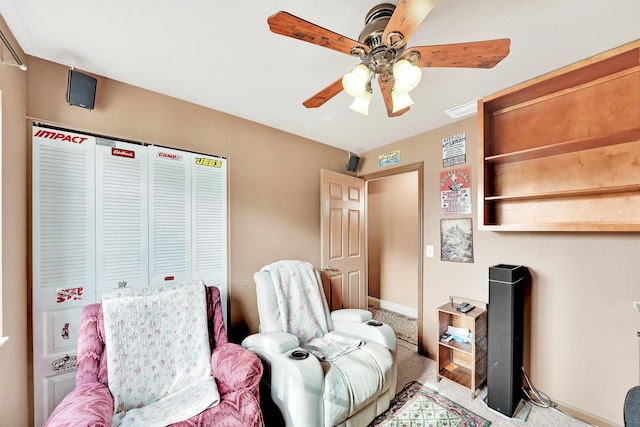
[95,140,149,297]
[192,155,228,324]
[32,126,96,427]
[148,146,192,285]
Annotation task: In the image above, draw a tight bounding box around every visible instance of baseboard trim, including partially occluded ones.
[554,402,616,427]
[368,297,418,318]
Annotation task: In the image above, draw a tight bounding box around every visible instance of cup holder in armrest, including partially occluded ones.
[289,350,310,360]
[367,320,383,327]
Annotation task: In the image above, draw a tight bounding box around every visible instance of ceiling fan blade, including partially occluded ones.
[303,78,344,108]
[268,11,370,56]
[404,39,511,68]
[383,0,439,48]
[378,76,410,117]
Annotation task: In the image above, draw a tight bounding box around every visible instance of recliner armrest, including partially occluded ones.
[330,308,372,323]
[241,331,299,354]
[332,320,397,352]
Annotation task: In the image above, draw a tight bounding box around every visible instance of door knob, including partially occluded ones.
[322,265,338,271]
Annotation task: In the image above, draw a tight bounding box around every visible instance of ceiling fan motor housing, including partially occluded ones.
[358,3,403,75]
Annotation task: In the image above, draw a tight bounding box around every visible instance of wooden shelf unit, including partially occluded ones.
[478,40,640,231]
[436,300,487,399]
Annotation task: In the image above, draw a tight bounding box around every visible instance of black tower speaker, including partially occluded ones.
[345,155,360,172]
[487,264,526,417]
[66,69,97,110]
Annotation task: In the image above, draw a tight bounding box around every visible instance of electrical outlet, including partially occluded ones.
[426,245,434,258]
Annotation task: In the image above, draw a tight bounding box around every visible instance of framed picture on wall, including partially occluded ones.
[440,218,474,263]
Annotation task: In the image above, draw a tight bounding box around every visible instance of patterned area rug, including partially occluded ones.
[370,381,491,427]
[368,305,418,345]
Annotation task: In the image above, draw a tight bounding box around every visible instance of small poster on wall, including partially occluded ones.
[440,218,474,263]
[442,132,466,167]
[440,167,472,214]
[379,150,400,168]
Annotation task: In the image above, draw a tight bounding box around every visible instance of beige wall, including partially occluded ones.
[367,171,418,310]
[358,117,639,426]
[0,16,29,427]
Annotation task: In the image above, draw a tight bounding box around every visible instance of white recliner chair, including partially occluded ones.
[242,260,397,427]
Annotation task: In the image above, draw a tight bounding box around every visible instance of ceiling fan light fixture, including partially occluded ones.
[391,90,414,113]
[349,90,372,115]
[392,59,422,93]
[342,64,371,97]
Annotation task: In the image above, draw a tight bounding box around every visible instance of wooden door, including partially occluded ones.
[320,169,366,310]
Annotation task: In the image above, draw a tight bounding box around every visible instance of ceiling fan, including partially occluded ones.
[267,0,511,117]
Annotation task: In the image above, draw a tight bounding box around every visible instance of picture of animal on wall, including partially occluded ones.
[440,218,473,263]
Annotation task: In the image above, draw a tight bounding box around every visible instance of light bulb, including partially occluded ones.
[391,90,414,113]
[349,90,372,115]
[393,59,422,93]
[342,64,370,97]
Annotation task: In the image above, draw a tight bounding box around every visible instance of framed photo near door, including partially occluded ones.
[440,218,474,263]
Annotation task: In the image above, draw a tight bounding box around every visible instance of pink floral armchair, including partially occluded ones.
[44,286,264,427]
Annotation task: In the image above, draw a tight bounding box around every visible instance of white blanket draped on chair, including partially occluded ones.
[102,280,220,427]
[262,260,362,361]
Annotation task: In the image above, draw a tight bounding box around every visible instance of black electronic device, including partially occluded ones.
[66,69,97,109]
[487,264,526,418]
[345,154,360,172]
[458,304,475,313]
[440,333,453,343]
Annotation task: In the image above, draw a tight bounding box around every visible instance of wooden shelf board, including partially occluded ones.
[484,127,640,164]
[484,184,640,202]
[439,364,472,389]
[479,222,640,232]
[438,340,472,355]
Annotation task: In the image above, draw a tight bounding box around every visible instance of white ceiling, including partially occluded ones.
[1,0,639,153]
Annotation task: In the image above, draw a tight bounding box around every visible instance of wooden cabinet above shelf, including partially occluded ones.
[478,40,640,232]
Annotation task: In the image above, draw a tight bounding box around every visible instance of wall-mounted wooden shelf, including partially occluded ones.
[478,40,640,231]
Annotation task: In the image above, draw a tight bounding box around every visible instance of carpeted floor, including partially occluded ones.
[368,305,418,345]
[394,345,596,427]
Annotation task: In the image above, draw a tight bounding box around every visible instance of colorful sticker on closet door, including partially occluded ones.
[56,287,84,303]
[61,323,70,340]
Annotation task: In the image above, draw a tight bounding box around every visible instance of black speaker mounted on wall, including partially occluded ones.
[66,69,97,110]
[345,154,360,172]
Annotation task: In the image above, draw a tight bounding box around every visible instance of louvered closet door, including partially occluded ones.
[148,146,192,285]
[192,155,228,324]
[32,126,96,427]
[95,139,149,298]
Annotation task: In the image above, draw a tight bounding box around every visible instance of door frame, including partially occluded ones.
[360,162,424,354]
